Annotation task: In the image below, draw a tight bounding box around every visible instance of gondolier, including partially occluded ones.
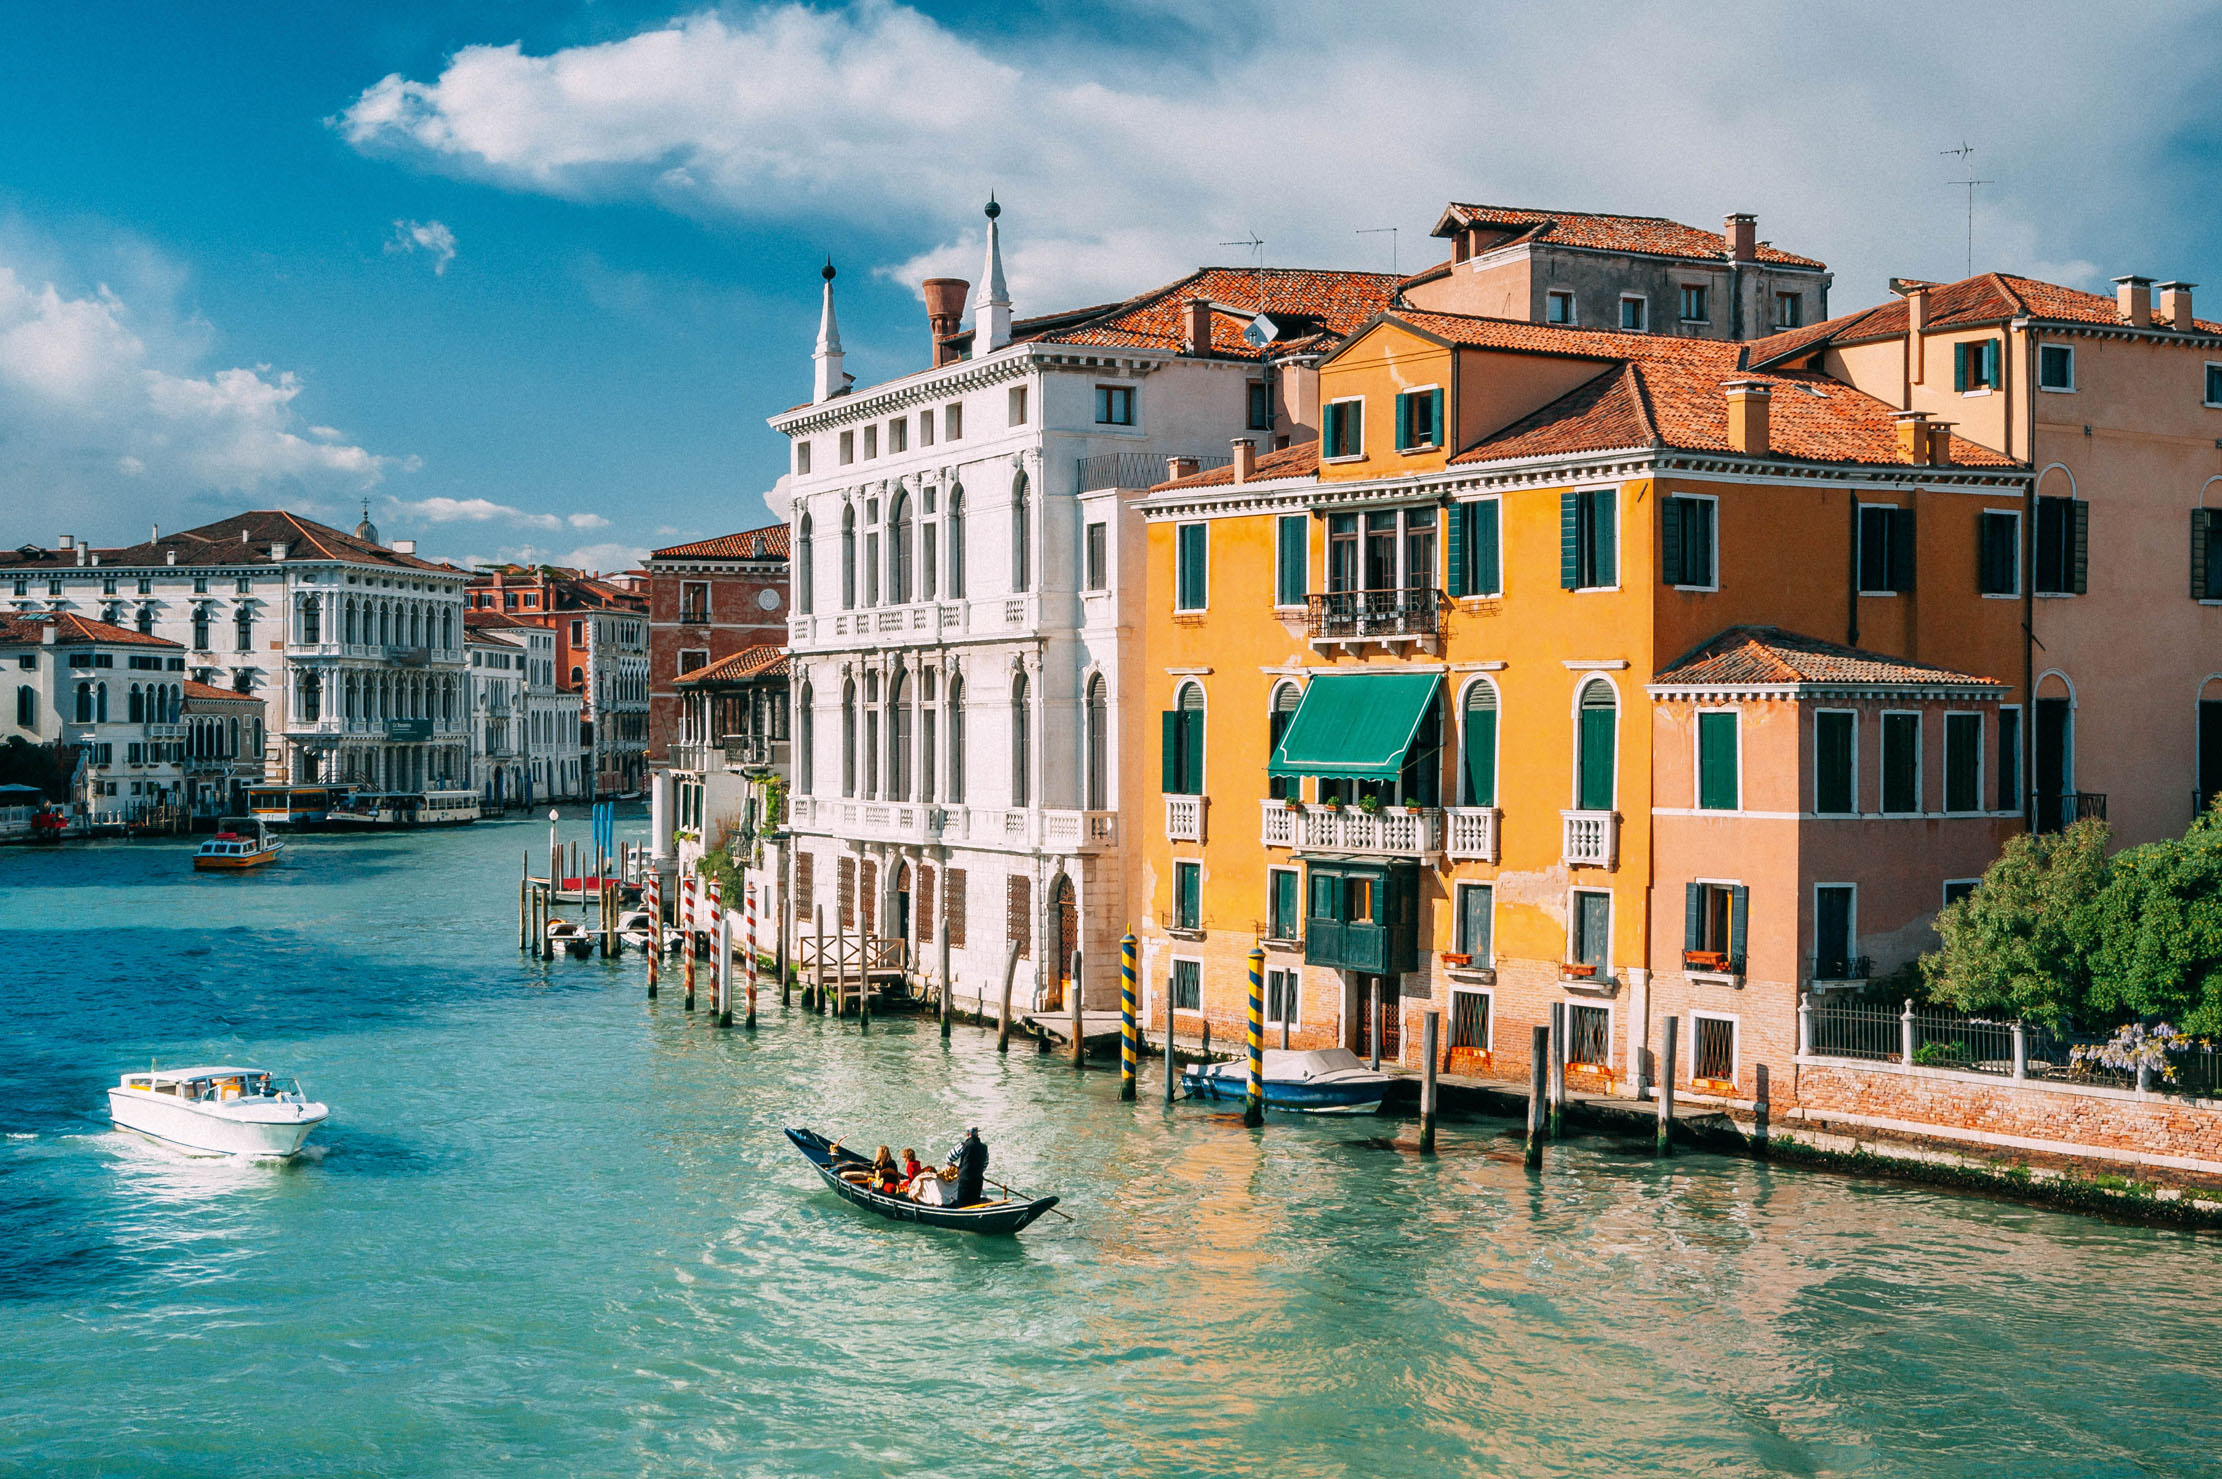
[948,1128,988,1207]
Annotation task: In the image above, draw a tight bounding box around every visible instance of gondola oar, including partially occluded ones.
[982,1174,1074,1222]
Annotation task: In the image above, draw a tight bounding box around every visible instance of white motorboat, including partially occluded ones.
[107,1066,329,1158]
[615,909,660,952]
[547,919,595,957]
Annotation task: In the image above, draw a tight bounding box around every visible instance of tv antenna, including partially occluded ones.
[1356,226,1399,276]
[1940,141,1992,278]
[1220,233,1273,346]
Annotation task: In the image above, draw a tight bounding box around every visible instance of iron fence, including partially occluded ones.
[1907,1011,2018,1075]
[1806,1000,1900,1062]
[1805,999,2222,1099]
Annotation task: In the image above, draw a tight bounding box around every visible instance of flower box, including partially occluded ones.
[1440,952,1471,967]
[1683,950,1727,972]
[1357,797,1382,815]
[1282,798,1304,812]
[1562,961,1598,979]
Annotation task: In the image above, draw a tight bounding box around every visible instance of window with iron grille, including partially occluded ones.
[1266,967,1298,1025]
[1170,957,1201,1011]
[1693,1015,1736,1083]
[1567,1005,1610,1067]
[1449,990,1490,1053]
[838,855,856,929]
[795,854,814,920]
[945,868,967,947]
[1007,874,1031,958]
[916,863,934,943]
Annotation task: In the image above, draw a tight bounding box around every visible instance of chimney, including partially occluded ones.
[1902,280,1930,385]
[1927,420,1955,466]
[922,277,969,367]
[1724,213,1757,263]
[1166,455,1200,483]
[75,541,88,567]
[1184,297,1214,356]
[1895,410,1934,465]
[151,523,159,542]
[1724,380,1772,455]
[1231,438,1258,483]
[270,541,289,561]
[57,534,72,550]
[2115,275,2154,328]
[2159,280,2197,331]
[166,550,177,566]
[393,539,417,555]
[41,621,56,646]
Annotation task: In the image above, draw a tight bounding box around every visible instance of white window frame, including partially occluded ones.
[1979,508,2023,600]
[1092,383,1136,428]
[2206,363,2222,409]
[1564,998,1614,1069]
[1009,385,1029,427]
[1273,514,1307,611]
[1942,878,1980,909]
[1168,953,1204,1013]
[1452,880,1495,963]
[1323,396,1366,462]
[1570,484,1622,593]
[1265,964,1302,1028]
[1565,886,1613,978]
[2037,343,2077,394]
[1457,675,1502,807]
[1692,704,1742,813]
[677,648,709,676]
[1813,881,1859,979]
[1618,292,1649,333]
[1396,382,1443,452]
[1174,521,1208,613]
[1569,673,1622,811]
[1666,491,1719,592]
[1266,864,1302,943]
[1814,707,1859,815]
[1448,983,1494,1052]
[1688,1009,1741,1087]
[1942,709,1986,815]
[1773,291,1804,330]
[1879,708,1924,816]
[1545,288,1576,325]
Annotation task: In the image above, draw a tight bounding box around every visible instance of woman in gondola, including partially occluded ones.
[869,1146,902,1195]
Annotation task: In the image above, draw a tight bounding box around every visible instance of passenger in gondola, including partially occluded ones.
[948,1128,988,1206]
[870,1145,900,1194]
[899,1148,923,1188]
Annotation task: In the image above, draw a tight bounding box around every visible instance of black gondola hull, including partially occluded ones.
[783,1127,1059,1235]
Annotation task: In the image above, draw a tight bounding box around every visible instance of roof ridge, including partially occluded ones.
[1625,362,1663,444]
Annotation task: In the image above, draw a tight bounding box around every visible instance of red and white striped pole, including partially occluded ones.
[681,868,696,1011]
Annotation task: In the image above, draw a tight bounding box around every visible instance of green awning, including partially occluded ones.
[1269,673,1440,779]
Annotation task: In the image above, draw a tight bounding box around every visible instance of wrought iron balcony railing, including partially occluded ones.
[1305,587,1447,646]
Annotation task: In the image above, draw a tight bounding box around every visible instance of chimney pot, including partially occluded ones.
[1894,410,1934,465]
[922,277,969,367]
[1724,379,1772,456]
[58,534,72,550]
[1167,455,1200,483]
[166,550,177,566]
[393,539,416,556]
[2158,280,2197,331]
[1231,438,1258,483]
[1927,420,1956,466]
[1725,213,1757,263]
[1185,297,1214,357]
[2115,275,2155,328]
[1901,281,1931,385]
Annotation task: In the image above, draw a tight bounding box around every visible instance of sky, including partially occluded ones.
[4,0,2221,573]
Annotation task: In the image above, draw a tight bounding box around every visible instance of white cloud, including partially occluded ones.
[335,1,2222,317]
[386,218,457,275]
[390,495,609,532]
[0,251,400,538]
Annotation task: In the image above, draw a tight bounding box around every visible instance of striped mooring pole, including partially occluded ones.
[1243,945,1266,1127]
[744,882,759,1030]
[645,870,659,998]
[681,870,697,1012]
[1118,932,1138,1102]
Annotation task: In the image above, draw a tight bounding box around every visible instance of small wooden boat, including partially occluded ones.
[194,818,284,872]
[784,1128,1061,1235]
[1181,1047,1392,1114]
[546,919,595,957]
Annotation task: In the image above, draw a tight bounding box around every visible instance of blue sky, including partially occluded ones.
[4,1,2220,571]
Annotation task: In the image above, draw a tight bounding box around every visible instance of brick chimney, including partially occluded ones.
[2159,280,2197,331]
[2115,275,2154,328]
[1724,380,1772,455]
[1185,297,1214,356]
[1894,410,1934,465]
[1231,437,1257,483]
[1724,213,1757,263]
[1166,455,1200,483]
[1927,420,1956,466]
[922,277,969,367]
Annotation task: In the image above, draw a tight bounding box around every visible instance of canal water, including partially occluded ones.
[2,818,2216,1478]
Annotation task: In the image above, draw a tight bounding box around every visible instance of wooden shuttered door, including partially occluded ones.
[1160,698,1204,794]
[1816,712,1855,813]
[2194,509,2211,600]
[859,859,877,935]
[1462,684,1497,805]
[1446,498,1465,595]
[1697,711,1738,810]
[1176,523,1207,610]
[1577,688,1615,812]
[1447,499,1499,598]
[795,853,815,921]
[1661,496,1684,588]
[918,863,935,943]
[838,855,856,930]
[945,868,967,947]
[1007,874,1032,959]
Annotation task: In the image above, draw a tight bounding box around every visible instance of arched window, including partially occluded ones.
[798,680,814,793]
[1010,672,1031,807]
[345,672,357,720]
[1576,679,1616,811]
[889,490,913,604]
[300,670,322,724]
[922,486,939,602]
[75,682,92,723]
[947,676,966,803]
[1461,680,1499,806]
[305,597,323,646]
[1267,681,1301,801]
[343,600,356,645]
[947,485,967,599]
[136,607,153,635]
[192,606,210,650]
[569,666,584,689]
[443,607,455,649]
[863,671,881,797]
[379,603,391,646]
[841,678,857,797]
[128,684,145,723]
[841,505,857,610]
[96,682,107,723]
[236,609,253,652]
[920,669,937,803]
[1010,473,1031,593]
[1163,681,1205,795]
[889,668,912,800]
[797,513,815,614]
[1086,674,1108,810]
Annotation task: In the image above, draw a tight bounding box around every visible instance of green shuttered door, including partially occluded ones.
[1578,701,1615,811]
[1698,711,1738,810]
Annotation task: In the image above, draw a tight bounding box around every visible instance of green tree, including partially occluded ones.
[2085,800,2222,1033]
[1922,817,2109,1028]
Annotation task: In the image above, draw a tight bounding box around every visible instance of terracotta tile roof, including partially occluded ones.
[1654,626,2008,689]
[0,612,183,648]
[1434,203,1826,269]
[463,609,531,630]
[1386,308,1739,365]
[181,680,259,703]
[1034,267,1401,361]
[1745,272,2222,368]
[16,511,461,575]
[1154,441,1321,491]
[676,644,789,685]
[649,524,790,562]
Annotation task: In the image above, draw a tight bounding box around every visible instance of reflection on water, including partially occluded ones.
[2,823,2219,1478]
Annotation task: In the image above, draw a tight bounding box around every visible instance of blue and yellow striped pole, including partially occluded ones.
[1243,945,1266,1127]
[1119,932,1138,1102]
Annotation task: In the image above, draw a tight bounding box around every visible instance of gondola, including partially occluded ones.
[783,1127,1062,1235]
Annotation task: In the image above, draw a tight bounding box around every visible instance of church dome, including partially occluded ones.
[353,502,380,546]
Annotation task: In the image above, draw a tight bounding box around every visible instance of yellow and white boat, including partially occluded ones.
[194,817,284,871]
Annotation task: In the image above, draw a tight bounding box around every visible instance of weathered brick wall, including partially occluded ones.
[1796,1061,2222,1170]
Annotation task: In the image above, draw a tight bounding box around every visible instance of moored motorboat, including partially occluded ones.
[194,818,284,871]
[1181,1047,1392,1114]
[615,909,660,952]
[107,1066,328,1158]
[784,1128,1061,1235]
[546,919,595,957]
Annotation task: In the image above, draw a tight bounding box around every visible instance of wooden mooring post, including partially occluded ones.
[859,929,872,1032]
[1548,1001,1567,1139]
[518,851,530,951]
[1068,950,1084,1069]
[1118,933,1137,1102]
[1163,957,1177,1104]
[1419,1007,1440,1154]
[646,871,660,998]
[682,877,697,1011]
[1525,1025,1547,1169]
[1656,1016,1677,1157]
[810,905,824,1013]
[716,902,733,1029]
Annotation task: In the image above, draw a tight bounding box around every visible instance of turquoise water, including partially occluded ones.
[2,819,2218,1478]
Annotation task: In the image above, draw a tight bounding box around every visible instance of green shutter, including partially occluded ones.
[1183,709,1204,795]
[1177,523,1206,609]
[1560,493,1580,589]
[1698,711,1738,810]
[1661,496,1684,587]
[1446,501,1468,597]
[1161,710,1180,792]
[1953,342,1969,391]
[1683,882,1702,951]
[1578,704,1615,810]
[1463,706,1496,805]
[2072,499,2089,594]
[1474,499,1500,595]
[1986,339,2002,388]
[1892,506,1916,592]
[1590,491,1617,588]
[1277,515,1306,605]
[2194,510,2209,600]
[1728,885,1749,967]
[1178,864,1199,928]
[1392,392,1410,452]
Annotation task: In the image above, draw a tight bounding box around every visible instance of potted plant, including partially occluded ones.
[1358,794,1382,815]
[1321,795,1345,813]
[1282,796,1304,813]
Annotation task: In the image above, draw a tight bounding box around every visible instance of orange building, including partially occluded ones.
[1134,306,2029,1106]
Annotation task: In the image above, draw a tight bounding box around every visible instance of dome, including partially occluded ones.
[353,502,380,546]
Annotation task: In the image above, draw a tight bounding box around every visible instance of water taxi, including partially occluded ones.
[107,1066,329,1158]
[1181,1048,1393,1114]
[194,818,284,871]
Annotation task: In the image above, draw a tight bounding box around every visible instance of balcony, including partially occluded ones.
[1561,809,1619,869]
[1810,954,1874,985]
[720,733,790,770]
[1043,809,1117,851]
[679,605,710,625]
[1259,799,1440,858]
[1444,806,1500,862]
[144,723,187,742]
[1164,793,1206,843]
[669,743,706,773]
[1305,588,1447,649]
[390,646,431,668]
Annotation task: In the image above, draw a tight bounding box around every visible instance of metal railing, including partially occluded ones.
[1305,587,1447,644]
[1076,450,1231,492]
[1803,999,2222,1098]
[1810,954,1874,983]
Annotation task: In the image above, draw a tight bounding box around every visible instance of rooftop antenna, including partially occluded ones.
[1940,141,1992,278]
[1356,226,1399,276]
[1220,232,1274,349]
